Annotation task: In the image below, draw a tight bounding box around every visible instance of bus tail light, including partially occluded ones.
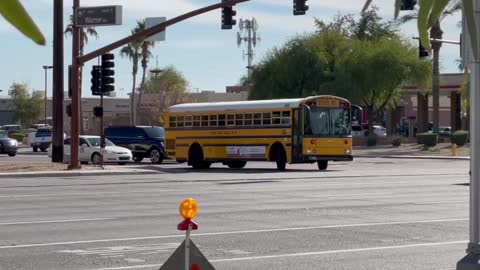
[310,139,316,145]
[344,139,349,145]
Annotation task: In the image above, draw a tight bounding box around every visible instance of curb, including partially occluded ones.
[0,170,159,179]
[354,154,469,160]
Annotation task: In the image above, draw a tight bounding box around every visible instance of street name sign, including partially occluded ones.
[74,5,122,27]
[145,17,167,42]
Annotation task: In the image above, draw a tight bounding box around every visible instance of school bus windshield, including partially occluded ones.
[305,107,350,136]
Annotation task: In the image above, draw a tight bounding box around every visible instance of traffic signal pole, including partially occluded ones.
[457,0,480,269]
[69,0,81,169]
[68,0,250,169]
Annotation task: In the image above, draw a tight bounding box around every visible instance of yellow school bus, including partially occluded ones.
[165,95,353,170]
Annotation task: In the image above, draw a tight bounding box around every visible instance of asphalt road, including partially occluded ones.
[0,158,470,270]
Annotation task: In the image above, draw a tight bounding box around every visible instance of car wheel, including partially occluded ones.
[40,147,46,152]
[8,153,16,157]
[275,147,287,171]
[149,148,163,164]
[91,152,101,165]
[33,147,38,152]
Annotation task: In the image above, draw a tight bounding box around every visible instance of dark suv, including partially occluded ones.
[104,126,165,164]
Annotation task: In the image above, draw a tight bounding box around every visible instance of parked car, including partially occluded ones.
[0,124,22,137]
[48,135,132,165]
[351,124,365,137]
[31,127,52,152]
[30,124,50,130]
[0,133,18,156]
[372,125,387,137]
[104,126,165,164]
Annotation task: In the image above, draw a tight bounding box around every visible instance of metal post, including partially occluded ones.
[52,0,64,163]
[43,65,53,125]
[457,0,480,268]
[69,0,81,169]
[100,90,104,168]
[185,223,192,270]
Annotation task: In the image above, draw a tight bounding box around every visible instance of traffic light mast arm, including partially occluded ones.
[413,36,460,45]
[79,0,249,64]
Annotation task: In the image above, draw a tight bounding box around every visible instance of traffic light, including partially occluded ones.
[93,106,103,118]
[419,40,429,58]
[101,53,115,92]
[90,65,101,96]
[293,0,309,15]
[221,0,236,30]
[400,0,417,10]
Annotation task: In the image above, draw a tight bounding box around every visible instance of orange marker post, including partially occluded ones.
[178,198,199,270]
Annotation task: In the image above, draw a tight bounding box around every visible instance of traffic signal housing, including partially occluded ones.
[419,40,429,58]
[93,106,104,118]
[90,65,101,96]
[293,0,309,15]
[400,0,417,10]
[221,0,236,30]
[101,53,115,92]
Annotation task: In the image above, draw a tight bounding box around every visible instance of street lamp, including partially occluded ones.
[43,65,53,125]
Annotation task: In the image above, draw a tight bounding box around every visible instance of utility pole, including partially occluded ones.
[457,0,480,269]
[237,17,260,80]
[69,0,81,169]
[52,0,64,163]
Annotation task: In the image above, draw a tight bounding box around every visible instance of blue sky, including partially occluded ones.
[0,0,463,98]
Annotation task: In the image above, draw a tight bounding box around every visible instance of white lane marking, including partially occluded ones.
[0,190,169,198]
[0,218,116,226]
[81,240,466,270]
[0,218,467,249]
[210,240,467,263]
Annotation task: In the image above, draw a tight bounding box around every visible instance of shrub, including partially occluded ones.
[367,135,377,146]
[391,137,401,147]
[9,132,25,142]
[417,132,437,147]
[451,130,469,146]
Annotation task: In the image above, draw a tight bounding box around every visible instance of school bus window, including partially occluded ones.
[227,114,235,126]
[201,115,209,126]
[236,114,244,126]
[272,111,281,124]
[170,116,177,128]
[282,111,290,124]
[254,113,262,125]
[245,113,253,125]
[193,115,200,127]
[218,114,226,126]
[185,115,193,127]
[210,115,217,126]
[263,113,271,125]
[178,116,185,127]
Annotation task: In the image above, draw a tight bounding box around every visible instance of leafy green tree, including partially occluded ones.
[132,20,155,123]
[0,0,45,45]
[329,38,431,131]
[120,38,142,125]
[9,82,44,127]
[395,1,461,133]
[139,66,192,125]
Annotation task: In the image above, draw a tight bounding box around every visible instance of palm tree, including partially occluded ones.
[396,1,462,133]
[120,39,142,125]
[64,15,99,133]
[133,20,155,124]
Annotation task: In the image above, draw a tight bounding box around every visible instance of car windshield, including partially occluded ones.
[86,137,114,147]
[143,127,164,138]
[306,108,350,136]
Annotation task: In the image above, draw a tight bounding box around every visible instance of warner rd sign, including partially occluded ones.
[74,5,122,27]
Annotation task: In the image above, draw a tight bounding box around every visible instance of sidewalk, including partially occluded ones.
[353,142,469,160]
